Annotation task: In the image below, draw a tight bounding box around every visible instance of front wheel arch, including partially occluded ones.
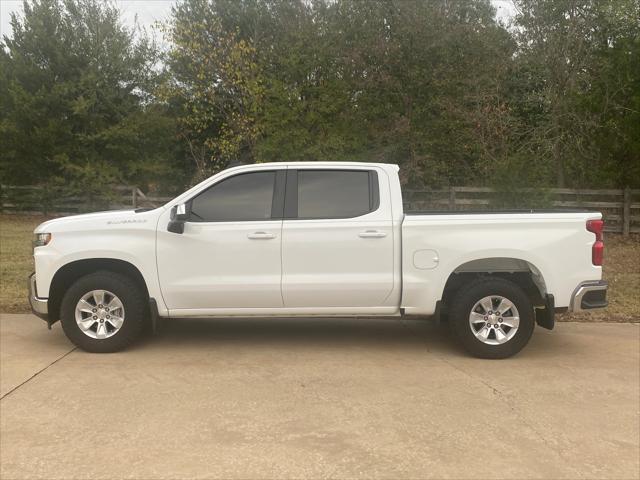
[48,258,149,323]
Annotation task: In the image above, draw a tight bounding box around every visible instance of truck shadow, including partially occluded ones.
[134,316,577,359]
[138,316,464,354]
[20,314,574,359]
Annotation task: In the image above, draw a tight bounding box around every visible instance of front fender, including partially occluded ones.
[33,229,168,316]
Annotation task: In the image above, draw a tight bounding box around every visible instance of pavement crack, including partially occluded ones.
[0,347,77,401]
[398,316,506,395]
[397,317,583,476]
[442,361,583,477]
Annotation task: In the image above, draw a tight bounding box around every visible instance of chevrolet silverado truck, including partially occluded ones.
[29,162,608,357]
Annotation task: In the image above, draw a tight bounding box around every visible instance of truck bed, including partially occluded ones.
[400,210,602,315]
[405,209,593,215]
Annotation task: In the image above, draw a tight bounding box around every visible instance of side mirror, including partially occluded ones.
[168,203,189,234]
[174,203,189,221]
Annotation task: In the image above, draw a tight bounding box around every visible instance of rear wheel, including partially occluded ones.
[449,277,535,359]
[60,271,147,353]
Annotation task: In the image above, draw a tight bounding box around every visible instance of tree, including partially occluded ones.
[161,0,264,181]
[163,0,516,187]
[513,0,640,188]
[0,0,182,193]
[3,0,637,196]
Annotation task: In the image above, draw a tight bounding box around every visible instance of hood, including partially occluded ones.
[34,209,155,233]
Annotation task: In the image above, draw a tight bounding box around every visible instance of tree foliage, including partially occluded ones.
[162,0,640,188]
[159,0,263,181]
[1,0,639,192]
[0,0,184,193]
[513,0,640,187]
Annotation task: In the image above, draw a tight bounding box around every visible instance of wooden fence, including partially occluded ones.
[0,185,172,216]
[2,184,639,235]
[403,186,640,234]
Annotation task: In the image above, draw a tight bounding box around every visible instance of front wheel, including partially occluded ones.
[449,278,535,359]
[60,271,147,353]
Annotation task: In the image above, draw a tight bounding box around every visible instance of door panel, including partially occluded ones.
[281,219,394,307]
[281,167,394,309]
[156,169,285,311]
[157,220,283,310]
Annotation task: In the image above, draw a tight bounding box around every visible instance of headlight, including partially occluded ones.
[33,233,52,248]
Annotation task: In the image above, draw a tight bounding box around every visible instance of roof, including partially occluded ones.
[225,161,400,172]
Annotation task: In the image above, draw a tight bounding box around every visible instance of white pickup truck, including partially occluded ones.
[29,162,607,358]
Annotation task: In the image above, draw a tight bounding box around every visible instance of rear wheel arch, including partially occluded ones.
[48,258,149,322]
[441,257,548,309]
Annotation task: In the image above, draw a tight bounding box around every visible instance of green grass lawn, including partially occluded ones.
[1,215,47,313]
[1,214,638,321]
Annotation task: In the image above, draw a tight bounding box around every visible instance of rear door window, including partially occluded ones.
[295,170,378,219]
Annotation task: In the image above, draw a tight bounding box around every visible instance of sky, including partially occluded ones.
[0,0,176,39]
[1,0,517,40]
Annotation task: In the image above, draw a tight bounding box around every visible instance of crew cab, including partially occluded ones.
[29,162,608,358]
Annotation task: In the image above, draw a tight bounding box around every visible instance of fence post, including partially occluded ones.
[132,187,138,208]
[622,186,631,237]
[448,186,456,211]
[41,188,48,216]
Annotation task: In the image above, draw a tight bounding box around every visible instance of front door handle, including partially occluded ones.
[247,231,276,240]
[358,230,387,238]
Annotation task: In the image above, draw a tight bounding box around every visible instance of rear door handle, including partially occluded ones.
[358,230,387,238]
[247,231,276,240]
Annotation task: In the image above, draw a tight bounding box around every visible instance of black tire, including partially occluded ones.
[449,277,535,359]
[60,271,147,353]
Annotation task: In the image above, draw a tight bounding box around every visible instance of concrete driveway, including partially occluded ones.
[1,314,638,480]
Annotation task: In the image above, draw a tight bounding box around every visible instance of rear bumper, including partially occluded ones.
[570,280,608,312]
[28,273,49,322]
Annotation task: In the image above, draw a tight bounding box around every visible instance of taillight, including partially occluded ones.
[586,219,604,266]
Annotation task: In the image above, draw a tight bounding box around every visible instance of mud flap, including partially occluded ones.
[535,294,555,330]
[149,298,161,335]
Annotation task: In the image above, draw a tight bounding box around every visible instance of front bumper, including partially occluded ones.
[570,280,608,312]
[28,273,49,322]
